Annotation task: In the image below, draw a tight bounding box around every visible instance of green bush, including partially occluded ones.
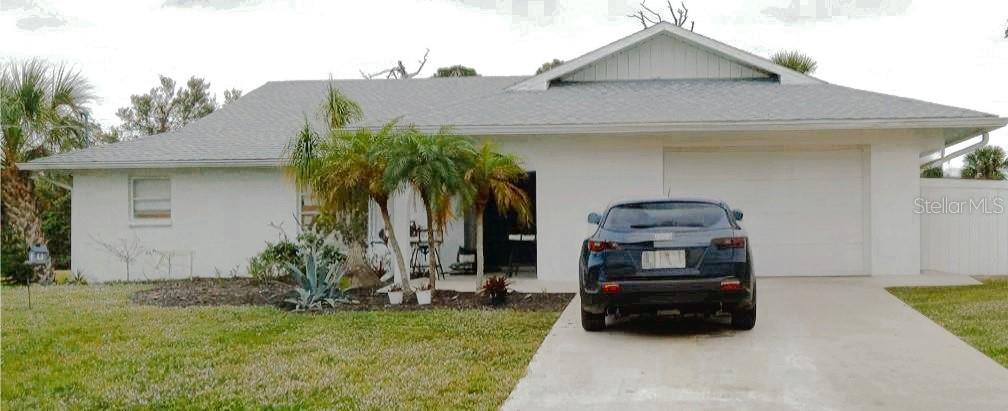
[247,229,346,283]
[247,240,299,283]
[1,226,33,285]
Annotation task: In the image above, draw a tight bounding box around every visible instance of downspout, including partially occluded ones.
[920,132,989,170]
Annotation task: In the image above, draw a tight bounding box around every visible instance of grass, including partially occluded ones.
[888,277,1008,367]
[1,284,564,410]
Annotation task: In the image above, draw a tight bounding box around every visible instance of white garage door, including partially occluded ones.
[663,148,866,276]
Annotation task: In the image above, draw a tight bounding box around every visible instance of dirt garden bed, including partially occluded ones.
[130,277,573,311]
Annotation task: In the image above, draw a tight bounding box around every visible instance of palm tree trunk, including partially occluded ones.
[1,167,54,284]
[474,203,486,282]
[423,201,438,289]
[378,200,412,294]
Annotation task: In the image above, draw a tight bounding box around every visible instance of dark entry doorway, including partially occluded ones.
[466,172,536,275]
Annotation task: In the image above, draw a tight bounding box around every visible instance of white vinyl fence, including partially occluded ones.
[919,178,1008,276]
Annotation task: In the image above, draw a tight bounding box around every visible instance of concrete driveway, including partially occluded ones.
[502,275,1008,411]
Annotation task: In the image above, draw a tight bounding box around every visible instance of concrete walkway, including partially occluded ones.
[502,274,1008,411]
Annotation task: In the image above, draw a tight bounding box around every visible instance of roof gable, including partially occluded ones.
[510,22,824,90]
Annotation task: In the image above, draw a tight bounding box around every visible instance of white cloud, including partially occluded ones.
[2,0,1005,152]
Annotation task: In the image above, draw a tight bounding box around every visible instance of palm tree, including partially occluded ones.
[961,146,1008,180]
[286,83,415,293]
[770,50,818,75]
[2,59,94,284]
[385,126,473,288]
[463,142,532,280]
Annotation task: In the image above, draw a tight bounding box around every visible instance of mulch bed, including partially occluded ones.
[130,277,573,312]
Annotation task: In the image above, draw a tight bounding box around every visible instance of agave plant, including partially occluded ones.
[285,253,350,311]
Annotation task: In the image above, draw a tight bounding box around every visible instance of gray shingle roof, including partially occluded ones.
[23,76,1003,169]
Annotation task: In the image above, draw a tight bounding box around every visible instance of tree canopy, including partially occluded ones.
[115,75,241,139]
[434,65,478,77]
[535,59,564,75]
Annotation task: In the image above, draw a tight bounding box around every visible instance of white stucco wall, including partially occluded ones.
[72,167,298,282]
[443,129,933,284]
[68,129,934,284]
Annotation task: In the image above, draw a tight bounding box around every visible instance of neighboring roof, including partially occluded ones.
[21,25,1006,171]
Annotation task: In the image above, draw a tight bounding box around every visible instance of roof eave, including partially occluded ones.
[19,116,1005,171]
[17,158,282,171]
[422,116,1008,135]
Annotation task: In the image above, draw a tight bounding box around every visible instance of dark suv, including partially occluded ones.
[578,198,756,331]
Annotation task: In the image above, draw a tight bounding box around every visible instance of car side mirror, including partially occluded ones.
[587,212,602,225]
[733,209,744,221]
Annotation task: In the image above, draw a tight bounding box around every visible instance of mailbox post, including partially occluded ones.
[23,243,50,308]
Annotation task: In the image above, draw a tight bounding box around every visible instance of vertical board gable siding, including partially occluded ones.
[562,34,771,82]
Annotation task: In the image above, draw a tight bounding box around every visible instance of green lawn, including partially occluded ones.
[888,277,1008,367]
[1,284,563,410]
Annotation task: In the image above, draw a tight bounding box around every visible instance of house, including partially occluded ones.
[22,22,1006,283]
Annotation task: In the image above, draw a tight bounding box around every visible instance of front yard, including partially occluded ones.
[1,284,563,410]
[888,277,1008,367]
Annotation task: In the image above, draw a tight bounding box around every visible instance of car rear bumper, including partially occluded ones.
[580,276,754,315]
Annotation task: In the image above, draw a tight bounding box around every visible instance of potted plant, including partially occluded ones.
[416,281,433,305]
[387,283,404,305]
[479,276,511,306]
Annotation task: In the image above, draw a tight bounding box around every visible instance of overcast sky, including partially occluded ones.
[3,0,1006,151]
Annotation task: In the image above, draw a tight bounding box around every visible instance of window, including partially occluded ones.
[603,202,730,231]
[131,177,171,219]
[300,190,319,227]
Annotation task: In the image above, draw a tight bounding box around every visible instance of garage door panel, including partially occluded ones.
[664,148,865,277]
[755,243,863,276]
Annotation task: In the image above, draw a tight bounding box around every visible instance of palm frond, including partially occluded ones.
[770,50,818,75]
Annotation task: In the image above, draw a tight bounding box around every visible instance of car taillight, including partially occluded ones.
[588,240,619,252]
[720,278,743,292]
[601,282,620,294]
[712,237,747,249]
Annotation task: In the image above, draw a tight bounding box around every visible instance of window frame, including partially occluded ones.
[129,176,172,224]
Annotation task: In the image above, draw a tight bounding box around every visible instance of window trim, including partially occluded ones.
[129,176,172,225]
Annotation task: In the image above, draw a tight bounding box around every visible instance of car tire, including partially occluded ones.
[731,305,756,330]
[581,308,606,331]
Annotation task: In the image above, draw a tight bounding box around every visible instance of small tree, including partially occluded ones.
[463,142,531,280]
[91,235,145,281]
[434,65,478,77]
[770,50,818,74]
[385,127,473,288]
[962,146,1008,180]
[286,83,414,293]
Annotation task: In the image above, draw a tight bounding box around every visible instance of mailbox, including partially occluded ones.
[25,244,50,266]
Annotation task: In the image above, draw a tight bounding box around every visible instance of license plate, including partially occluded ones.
[641,249,686,269]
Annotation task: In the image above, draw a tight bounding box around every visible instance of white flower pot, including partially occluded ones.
[416,289,432,305]
[388,291,404,305]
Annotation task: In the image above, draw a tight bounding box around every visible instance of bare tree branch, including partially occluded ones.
[360,49,430,80]
[628,1,695,31]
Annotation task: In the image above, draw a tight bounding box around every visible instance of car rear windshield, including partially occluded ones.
[603,202,731,231]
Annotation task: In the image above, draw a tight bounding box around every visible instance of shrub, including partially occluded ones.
[1,226,33,285]
[248,240,299,283]
[479,276,511,305]
[285,253,350,311]
[921,166,943,178]
[247,228,346,284]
